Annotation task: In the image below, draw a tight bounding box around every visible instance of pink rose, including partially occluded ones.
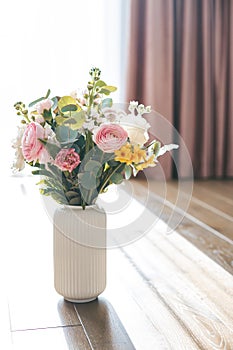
[54,148,81,173]
[93,124,128,153]
[36,99,53,114]
[22,122,50,163]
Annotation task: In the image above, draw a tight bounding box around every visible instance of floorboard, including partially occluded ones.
[3,176,233,349]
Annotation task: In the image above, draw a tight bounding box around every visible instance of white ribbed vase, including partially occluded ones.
[53,205,106,303]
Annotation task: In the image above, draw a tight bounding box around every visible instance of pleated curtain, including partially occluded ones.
[126,0,233,178]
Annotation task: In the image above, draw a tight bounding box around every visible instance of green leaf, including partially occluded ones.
[65,191,79,199]
[61,104,78,113]
[45,89,51,99]
[108,159,120,167]
[96,80,106,87]
[51,97,58,110]
[78,172,99,190]
[125,165,132,180]
[38,139,60,158]
[58,96,81,113]
[84,160,101,174]
[69,197,81,205]
[32,169,53,177]
[65,111,86,130]
[28,96,44,108]
[55,125,78,143]
[110,173,124,184]
[43,109,52,122]
[100,86,117,95]
[28,89,51,108]
[56,111,85,130]
[102,98,113,108]
[153,141,161,157]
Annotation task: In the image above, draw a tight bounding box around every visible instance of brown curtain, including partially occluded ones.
[126,0,233,179]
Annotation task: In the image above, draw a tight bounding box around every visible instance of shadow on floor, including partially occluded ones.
[58,297,135,349]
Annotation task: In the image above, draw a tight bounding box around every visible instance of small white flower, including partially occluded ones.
[129,101,139,113]
[83,120,96,131]
[11,125,26,172]
[12,150,25,172]
[157,144,179,157]
[137,104,145,114]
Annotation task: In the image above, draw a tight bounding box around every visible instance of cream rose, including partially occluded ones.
[120,124,149,145]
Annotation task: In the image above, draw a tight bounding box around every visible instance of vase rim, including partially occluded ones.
[62,204,97,210]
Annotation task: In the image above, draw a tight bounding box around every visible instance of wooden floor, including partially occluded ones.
[1,176,233,349]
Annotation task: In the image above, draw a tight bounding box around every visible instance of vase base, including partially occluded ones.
[64,296,97,303]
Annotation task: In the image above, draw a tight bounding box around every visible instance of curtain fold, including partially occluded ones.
[126,0,233,178]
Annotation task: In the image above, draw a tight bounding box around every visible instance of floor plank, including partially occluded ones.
[5,175,233,350]
[74,298,135,349]
[11,326,91,350]
[105,250,200,350]
[130,179,233,275]
[163,182,233,241]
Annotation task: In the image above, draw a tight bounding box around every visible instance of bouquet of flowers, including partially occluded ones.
[12,68,178,208]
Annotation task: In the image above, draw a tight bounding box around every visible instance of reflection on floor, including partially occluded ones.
[2,177,233,349]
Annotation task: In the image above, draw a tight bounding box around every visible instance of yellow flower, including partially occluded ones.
[131,145,147,163]
[114,143,133,165]
[115,143,147,165]
[135,155,156,171]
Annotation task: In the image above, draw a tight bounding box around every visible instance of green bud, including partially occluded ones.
[22,110,28,114]
[21,120,26,124]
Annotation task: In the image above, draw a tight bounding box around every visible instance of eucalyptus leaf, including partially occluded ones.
[102,98,113,108]
[58,96,81,113]
[110,173,124,184]
[100,86,117,95]
[84,160,101,173]
[96,80,106,87]
[45,89,51,99]
[32,169,53,177]
[65,191,79,199]
[43,109,52,122]
[79,187,98,205]
[125,165,132,180]
[69,197,81,205]
[61,104,78,113]
[51,97,58,110]
[28,96,45,108]
[108,159,120,167]
[78,172,99,190]
[38,139,60,158]
[57,111,85,130]
[55,125,78,143]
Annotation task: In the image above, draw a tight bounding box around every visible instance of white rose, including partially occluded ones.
[120,123,149,145]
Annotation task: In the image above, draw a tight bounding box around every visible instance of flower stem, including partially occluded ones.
[99,163,122,193]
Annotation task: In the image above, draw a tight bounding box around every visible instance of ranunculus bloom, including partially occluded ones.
[54,148,81,173]
[22,122,50,163]
[93,124,128,153]
[36,98,53,114]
